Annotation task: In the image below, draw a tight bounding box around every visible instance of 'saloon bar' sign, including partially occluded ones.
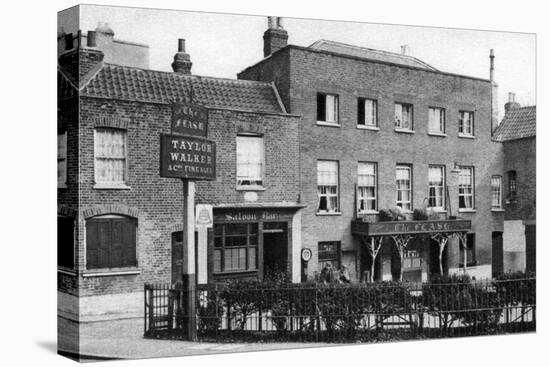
[171,102,208,137]
[160,134,216,180]
[351,219,471,236]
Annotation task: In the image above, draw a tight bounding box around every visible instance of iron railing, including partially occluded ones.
[144,277,535,342]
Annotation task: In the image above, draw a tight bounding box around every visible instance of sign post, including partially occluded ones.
[160,102,215,341]
[195,204,213,284]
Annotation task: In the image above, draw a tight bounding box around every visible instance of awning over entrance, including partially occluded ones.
[351,218,471,236]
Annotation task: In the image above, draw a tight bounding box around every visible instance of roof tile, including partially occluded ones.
[493,106,536,141]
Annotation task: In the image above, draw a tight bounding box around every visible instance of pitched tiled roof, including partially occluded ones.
[308,40,438,71]
[493,106,536,141]
[80,63,285,114]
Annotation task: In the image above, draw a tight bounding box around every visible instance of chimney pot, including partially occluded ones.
[508,92,515,103]
[263,16,288,57]
[87,31,97,47]
[64,33,73,51]
[400,45,409,55]
[178,38,186,53]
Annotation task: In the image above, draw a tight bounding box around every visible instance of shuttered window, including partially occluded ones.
[86,216,137,269]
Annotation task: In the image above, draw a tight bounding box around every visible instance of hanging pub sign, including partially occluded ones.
[160,134,216,180]
[171,102,208,137]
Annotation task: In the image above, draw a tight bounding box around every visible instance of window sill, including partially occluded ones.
[57,267,77,276]
[458,209,477,213]
[491,208,505,212]
[357,125,380,131]
[316,121,341,128]
[394,128,415,134]
[458,133,475,139]
[212,270,258,277]
[358,210,379,215]
[58,184,67,189]
[428,208,448,213]
[93,183,132,190]
[316,211,342,216]
[236,185,266,191]
[82,268,140,277]
[428,132,447,137]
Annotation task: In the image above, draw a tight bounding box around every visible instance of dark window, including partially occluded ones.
[461,233,476,266]
[86,216,137,269]
[508,170,517,201]
[58,215,74,269]
[357,98,378,127]
[318,241,341,268]
[213,223,258,273]
[317,93,339,124]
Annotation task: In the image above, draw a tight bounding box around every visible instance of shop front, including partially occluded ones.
[352,218,471,282]
[208,206,303,283]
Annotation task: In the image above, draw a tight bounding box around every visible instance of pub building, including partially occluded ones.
[239,17,504,282]
[57,29,301,322]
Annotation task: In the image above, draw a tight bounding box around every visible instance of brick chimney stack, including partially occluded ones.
[263,16,288,57]
[504,92,521,113]
[172,38,192,74]
[58,30,104,82]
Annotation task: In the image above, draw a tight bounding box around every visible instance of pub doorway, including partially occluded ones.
[262,222,288,281]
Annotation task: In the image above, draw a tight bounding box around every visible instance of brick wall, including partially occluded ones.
[59,94,299,297]
[240,46,504,278]
[503,137,536,221]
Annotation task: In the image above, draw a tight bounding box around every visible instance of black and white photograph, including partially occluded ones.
[4,1,546,365]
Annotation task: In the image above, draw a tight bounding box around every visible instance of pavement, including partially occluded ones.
[58,317,331,361]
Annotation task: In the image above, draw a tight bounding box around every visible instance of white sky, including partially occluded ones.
[58,4,536,120]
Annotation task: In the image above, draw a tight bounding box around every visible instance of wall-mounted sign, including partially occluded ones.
[351,219,471,236]
[171,102,208,137]
[301,248,312,262]
[213,209,295,223]
[243,191,258,202]
[195,204,213,228]
[160,134,216,180]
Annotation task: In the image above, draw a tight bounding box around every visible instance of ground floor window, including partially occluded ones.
[58,215,74,269]
[318,241,341,269]
[214,223,258,273]
[86,215,137,269]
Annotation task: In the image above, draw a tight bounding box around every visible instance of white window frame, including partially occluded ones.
[395,103,414,131]
[358,98,378,128]
[357,162,377,213]
[317,160,339,214]
[236,135,265,189]
[459,111,475,137]
[458,166,475,210]
[428,107,446,135]
[396,165,412,211]
[491,175,503,209]
[317,93,339,126]
[58,131,67,188]
[428,165,445,210]
[94,128,129,189]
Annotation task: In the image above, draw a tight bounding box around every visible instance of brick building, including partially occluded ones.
[57,31,301,321]
[492,94,536,274]
[239,17,504,282]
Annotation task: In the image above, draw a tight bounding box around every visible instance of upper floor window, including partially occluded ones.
[395,103,413,130]
[317,160,339,213]
[458,166,474,210]
[236,135,264,188]
[94,128,127,187]
[357,98,378,127]
[317,93,339,125]
[428,107,446,134]
[396,165,412,210]
[58,132,67,188]
[507,170,517,202]
[459,111,475,137]
[86,215,137,269]
[428,165,445,210]
[491,175,503,209]
[358,162,377,213]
